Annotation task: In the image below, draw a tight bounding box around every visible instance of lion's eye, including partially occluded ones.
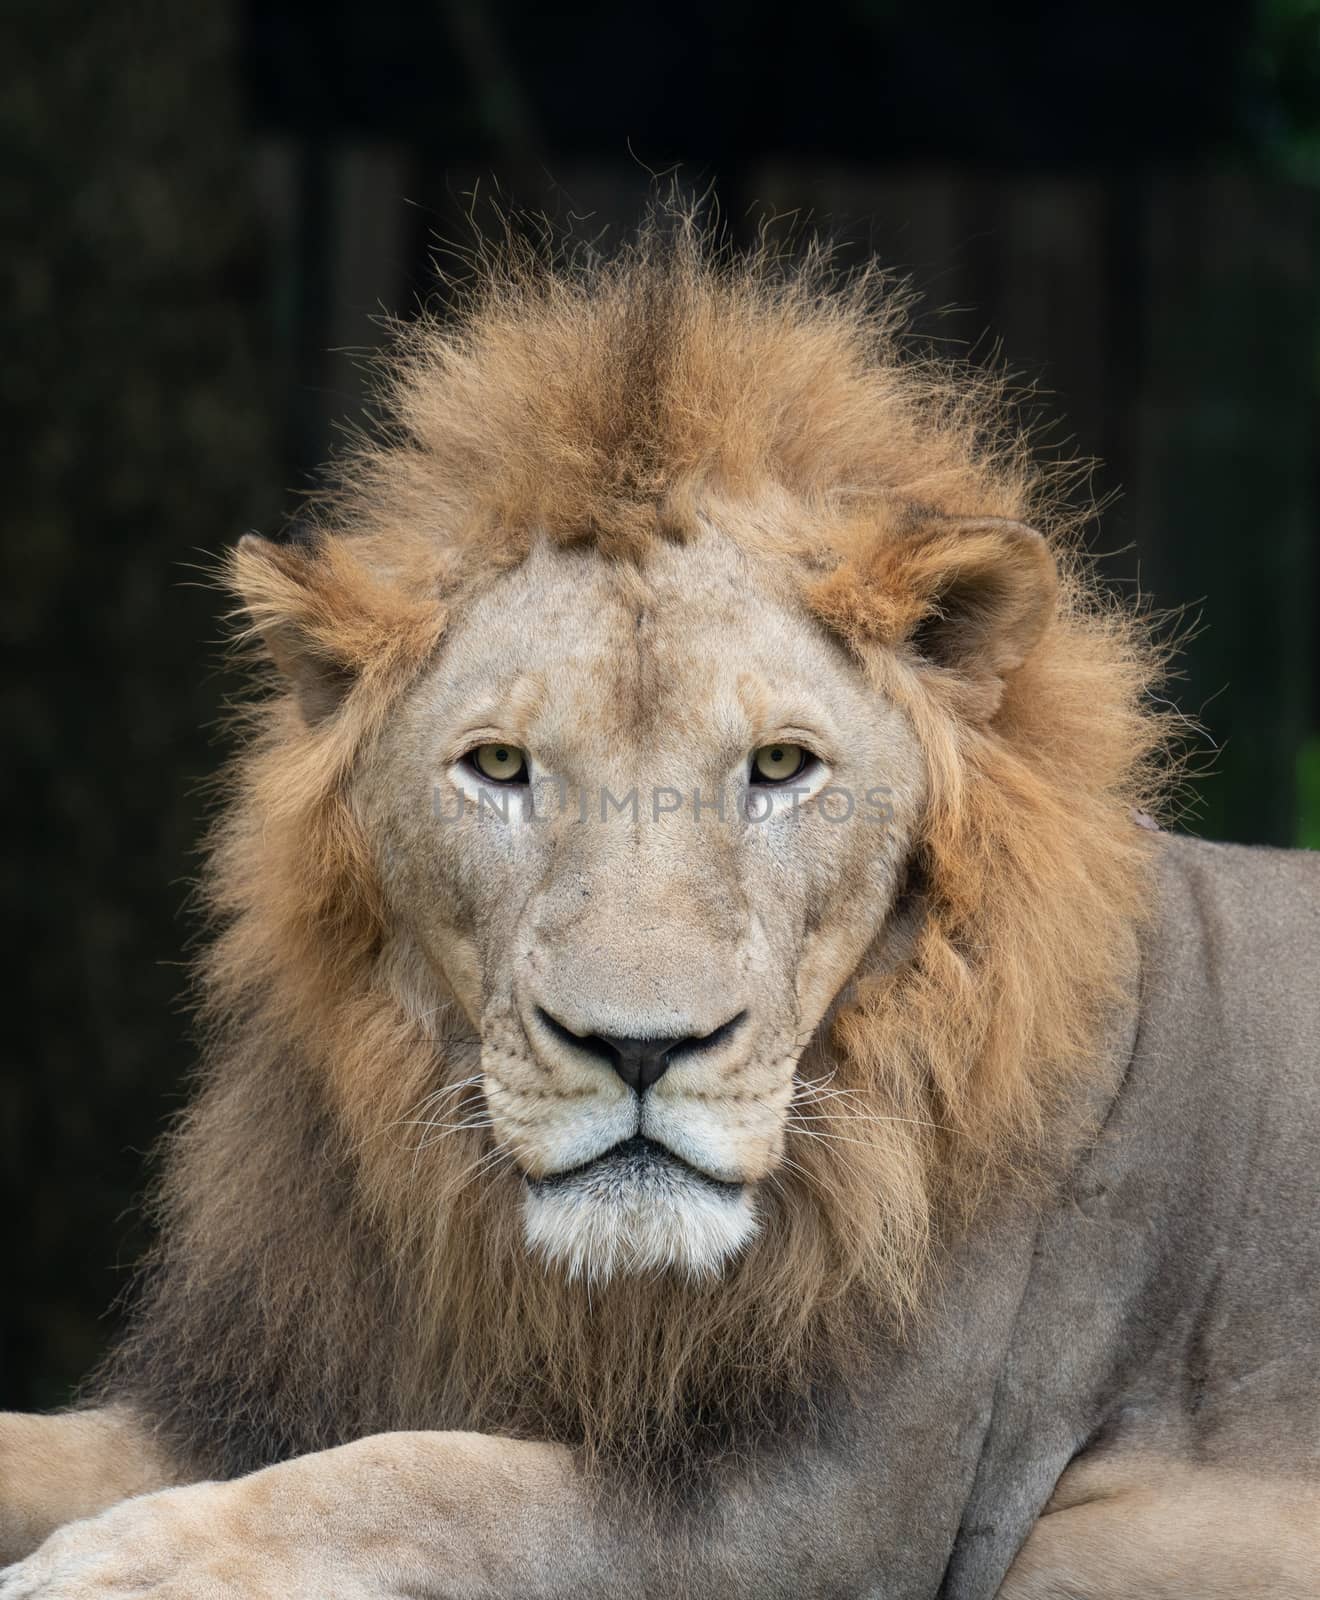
[750,743,811,785]
[467,743,529,784]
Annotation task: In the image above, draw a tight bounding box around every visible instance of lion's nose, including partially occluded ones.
[536,1009,747,1094]
[593,1033,682,1092]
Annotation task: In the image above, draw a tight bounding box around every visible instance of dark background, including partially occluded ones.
[3,0,1318,1408]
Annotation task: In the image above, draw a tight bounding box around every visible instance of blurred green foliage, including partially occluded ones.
[1249,0,1320,180]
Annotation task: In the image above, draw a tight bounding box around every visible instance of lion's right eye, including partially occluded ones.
[466,743,529,784]
[750,743,812,785]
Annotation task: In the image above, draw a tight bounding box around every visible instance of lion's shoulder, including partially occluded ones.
[1135,829,1320,1170]
[1152,831,1320,1025]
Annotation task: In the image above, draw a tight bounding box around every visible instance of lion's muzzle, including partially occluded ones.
[532,1005,748,1093]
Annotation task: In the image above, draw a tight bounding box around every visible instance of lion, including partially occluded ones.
[3,219,1319,1600]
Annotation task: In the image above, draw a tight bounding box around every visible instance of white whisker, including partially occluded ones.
[789,1110,949,1132]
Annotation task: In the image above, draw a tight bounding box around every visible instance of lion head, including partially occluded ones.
[109,220,1167,1480]
[353,526,944,1282]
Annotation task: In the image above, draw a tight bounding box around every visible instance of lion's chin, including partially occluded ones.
[522,1136,759,1284]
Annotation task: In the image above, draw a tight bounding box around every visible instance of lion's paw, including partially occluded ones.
[0,1479,383,1600]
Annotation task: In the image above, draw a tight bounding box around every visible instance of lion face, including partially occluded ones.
[356,531,926,1282]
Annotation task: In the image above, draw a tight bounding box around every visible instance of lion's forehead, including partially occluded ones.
[425,532,864,754]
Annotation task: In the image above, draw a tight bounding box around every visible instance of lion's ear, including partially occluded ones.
[230,533,356,725]
[811,516,1058,692]
[899,518,1058,678]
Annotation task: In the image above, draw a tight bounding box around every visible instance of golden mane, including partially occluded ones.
[105,216,1169,1485]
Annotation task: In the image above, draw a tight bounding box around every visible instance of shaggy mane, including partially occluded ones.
[104,213,1170,1489]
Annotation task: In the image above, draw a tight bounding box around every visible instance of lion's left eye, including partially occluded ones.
[466,743,529,784]
[750,743,812,785]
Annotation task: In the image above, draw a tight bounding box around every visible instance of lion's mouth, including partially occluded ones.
[521,1134,759,1281]
[529,1134,743,1195]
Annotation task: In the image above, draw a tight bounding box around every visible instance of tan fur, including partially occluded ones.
[999,1454,1320,1599]
[0,1409,177,1565]
[1,1433,589,1597]
[98,216,1165,1487]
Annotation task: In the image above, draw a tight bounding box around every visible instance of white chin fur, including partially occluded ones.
[523,1148,759,1284]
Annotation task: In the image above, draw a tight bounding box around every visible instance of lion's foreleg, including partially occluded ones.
[0,1405,180,1564]
[0,1428,866,1598]
[997,1456,1320,1600]
[1,1431,599,1598]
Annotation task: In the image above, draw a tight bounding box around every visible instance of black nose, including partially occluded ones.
[594,1033,682,1092]
[537,1010,747,1094]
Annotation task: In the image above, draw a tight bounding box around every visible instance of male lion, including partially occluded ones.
[3,224,1319,1600]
